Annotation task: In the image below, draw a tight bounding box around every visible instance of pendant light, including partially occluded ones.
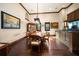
[34,3,40,23]
[34,3,41,31]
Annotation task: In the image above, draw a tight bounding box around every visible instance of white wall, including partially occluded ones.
[29,13,60,35]
[58,9,67,30]
[0,3,29,43]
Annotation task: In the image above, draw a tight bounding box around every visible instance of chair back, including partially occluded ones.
[29,35,41,41]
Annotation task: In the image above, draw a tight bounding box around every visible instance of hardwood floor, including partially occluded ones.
[18,36,76,56]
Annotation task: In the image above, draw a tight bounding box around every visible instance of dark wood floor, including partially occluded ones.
[18,36,76,56]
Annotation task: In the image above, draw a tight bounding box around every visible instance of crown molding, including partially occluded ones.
[19,3,30,15]
[19,3,73,15]
[58,3,73,13]
[30,12,59,15]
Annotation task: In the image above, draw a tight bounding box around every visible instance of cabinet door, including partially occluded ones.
[74,9,79,19]
[67,12,75,20]
[67,13,71,20]
[72,32,79,55]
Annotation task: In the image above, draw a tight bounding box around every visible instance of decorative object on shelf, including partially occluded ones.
[45,22,50,31]
[1,11,20,29]
[64,20,79,31]
[64,21,68,30]
[51,22,59,29]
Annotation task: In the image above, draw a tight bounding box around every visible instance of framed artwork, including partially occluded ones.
[27,23,36,32]
[51,22,59,29]
[45,22,50,31]
[1,11,20,29]
[36,23,41,31]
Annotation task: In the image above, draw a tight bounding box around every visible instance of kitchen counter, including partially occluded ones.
[56,29,79,54]
[55,30,79,33]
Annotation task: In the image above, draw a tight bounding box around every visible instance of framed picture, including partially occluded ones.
[1,11,20,29]
[51,22,59,29]
[36,23,41,31]
[45,22,50,31]
[27,23,36,32]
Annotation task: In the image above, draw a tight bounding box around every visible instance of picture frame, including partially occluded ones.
[45,22,50,31]
[1,11,20,29]
[51,22,59,29]
[36,23,41,31]
[27,23,36,32]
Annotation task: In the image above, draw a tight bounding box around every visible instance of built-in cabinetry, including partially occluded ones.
[56,9,79,54]
[56,31,79,54]
[66,9,79,54]
[56,31,72,49]
[72,32,79,53]
[67,9,79,20]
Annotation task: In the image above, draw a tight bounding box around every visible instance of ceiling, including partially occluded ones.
[21,3,70,14]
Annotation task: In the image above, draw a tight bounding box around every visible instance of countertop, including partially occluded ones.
[55,30,79,33]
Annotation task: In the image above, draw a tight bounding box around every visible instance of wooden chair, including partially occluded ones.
[29,35,42,52]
